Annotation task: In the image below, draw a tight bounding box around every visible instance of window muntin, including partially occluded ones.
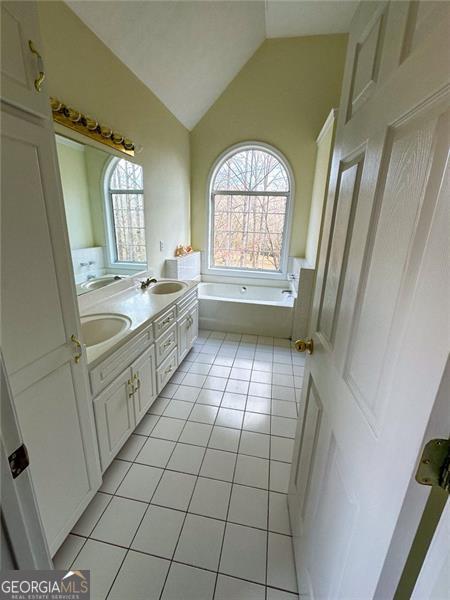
[210,146,291,273]
[108,159,146,264]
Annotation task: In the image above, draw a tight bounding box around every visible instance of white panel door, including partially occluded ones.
[1,107,102,555]
[288,2,450,598]
[132,345,157,423]
[1,1,49,118]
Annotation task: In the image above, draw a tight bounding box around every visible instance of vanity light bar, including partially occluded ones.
[50,97,135,157]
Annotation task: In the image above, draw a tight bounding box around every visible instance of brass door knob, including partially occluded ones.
[295,338,314,354]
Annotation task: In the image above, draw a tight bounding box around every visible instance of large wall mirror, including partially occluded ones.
[55,134,147,295]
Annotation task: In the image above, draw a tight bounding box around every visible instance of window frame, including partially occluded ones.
[205,141,294,280]
[103,156,147,269]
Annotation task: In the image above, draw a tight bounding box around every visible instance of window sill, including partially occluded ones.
[203,266,288,281]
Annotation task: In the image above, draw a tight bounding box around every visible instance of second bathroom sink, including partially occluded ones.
[148,281,187,295]
[80,313,131,349]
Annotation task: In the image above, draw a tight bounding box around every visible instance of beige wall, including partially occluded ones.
[38,1,190,277]
[190,35,347,262]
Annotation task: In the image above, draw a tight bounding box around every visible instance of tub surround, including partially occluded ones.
[78,276,198,366]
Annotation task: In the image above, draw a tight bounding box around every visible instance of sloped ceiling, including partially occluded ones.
[67,1,357,129]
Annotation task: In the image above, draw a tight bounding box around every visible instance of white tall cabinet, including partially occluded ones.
[1,1,101,555]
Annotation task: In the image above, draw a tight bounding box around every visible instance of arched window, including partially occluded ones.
[208,143,292,275]
[105,158,147,264]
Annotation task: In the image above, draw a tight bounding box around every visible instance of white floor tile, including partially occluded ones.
[72,539,126,600]
[239,431,270,459]
[174,513,225,571]
[234,454,269,489]
[252,360,273,372]
[173,384,201,402]
[204,376,228,391]
[163,399,193,419]
[197,388,224,406]
[214,356,234,367]
[117,434,146,461]
[132,505,185,559]
[246,396,272,415]
[248,381,272,398]
[220,392,246,410]
[270,436,294,463]
[272,373,295,387]
[208,426,241,452]
[99,460,130,494]
[269,492,291,535]
[189,403,219,424]
[272,385,296,402]
[215,574,266,600]
[226,379,250,395]
[91,496,147,547]
[215,407,244,429]
[188,362,211,375]
[228,484,268,529]
[267,588,299,600]
[108,550,170,600]
[220,523,267,585]
[161,562,216,600]
[72,492,111,537]
[182,372,208,387]
[251,370,272,384]
[270,461,291,493]
[230,367,251,381]
[272,399,297,418]
[200,449,237,482]
[179,421,213,446]
[151,416,185,441]
[209,365,231,378]
[134,413,159,435]
[243,411,271,434]
[167,442,205,475]
[152,470,196,510]
[270,416,297,438]
[116,463,163,502]
[159,383,179,399]
[136,437,175,468]
[196,353,217,364]
[53,534,85,569]
[267,533,298,593]
[148,396,171,414]
[272,363,294,375]
[189,477,231,520]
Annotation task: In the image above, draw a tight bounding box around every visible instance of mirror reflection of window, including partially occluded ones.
[106,158,147,265]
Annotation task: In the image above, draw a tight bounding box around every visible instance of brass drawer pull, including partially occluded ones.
[164,365,173,376]
[70,334,82,363]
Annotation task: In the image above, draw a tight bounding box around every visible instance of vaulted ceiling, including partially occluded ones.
[67,1,358,130]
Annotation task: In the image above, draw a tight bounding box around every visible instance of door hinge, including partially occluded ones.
[9,443,30,479]
[415,438,450,492]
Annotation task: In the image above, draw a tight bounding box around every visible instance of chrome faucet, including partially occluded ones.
[140,277,157,289]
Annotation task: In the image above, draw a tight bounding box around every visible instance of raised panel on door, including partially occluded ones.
[1,110,66,375]
[188,302,199,347]
[132,346,157,423]
[177,314,190,363]
[14,363,92,554]
[94,368,134,472]
[401,0,450,63]
[1,1,49,118]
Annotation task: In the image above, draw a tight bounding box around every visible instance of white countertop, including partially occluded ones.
[79,277,198,367]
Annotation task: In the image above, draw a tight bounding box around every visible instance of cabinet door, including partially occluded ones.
[188,302,199,347]
[93,369,134,472]
[1,1,49,118]
[132,346,157,423]
[177,313,190,364]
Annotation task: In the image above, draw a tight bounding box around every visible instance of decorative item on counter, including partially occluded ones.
[175,245,193,257]
[49,97,136,157]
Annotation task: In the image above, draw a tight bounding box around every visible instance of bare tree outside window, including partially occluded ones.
[109,159,147,263]
[211,147,290,272]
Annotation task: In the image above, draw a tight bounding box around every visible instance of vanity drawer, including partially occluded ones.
[153,305,177,339]
[177,288,198,317]
[156,348,178,393]
[90,325,153,396]
[155,323,177,366]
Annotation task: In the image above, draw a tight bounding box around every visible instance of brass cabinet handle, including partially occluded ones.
[128,378,134,398]
[163,339,172,349]
[295,338,314,354]
[133,372,141,391]
[164,365,173,375]
[70,334,82,363]
[28,40,45,92]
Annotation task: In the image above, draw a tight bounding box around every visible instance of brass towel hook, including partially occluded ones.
[28,40,45,92]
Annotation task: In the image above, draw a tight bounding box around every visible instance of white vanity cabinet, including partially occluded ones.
[93,345,157,471]
[178,301,199,363]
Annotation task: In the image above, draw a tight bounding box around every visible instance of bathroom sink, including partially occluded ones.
[148,281,187,295]
[80,313,131,348]
[81,276,121,291]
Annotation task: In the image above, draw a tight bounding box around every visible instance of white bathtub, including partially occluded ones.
[198,282,295,337]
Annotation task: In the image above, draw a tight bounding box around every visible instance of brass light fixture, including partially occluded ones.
[50,97,135,157]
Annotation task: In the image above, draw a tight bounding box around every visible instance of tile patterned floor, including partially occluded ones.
[54,331,305,600]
